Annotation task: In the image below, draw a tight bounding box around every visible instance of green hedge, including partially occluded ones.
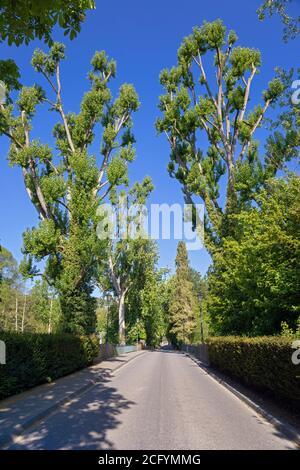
[206,336,300,404]
[0,332,99,400]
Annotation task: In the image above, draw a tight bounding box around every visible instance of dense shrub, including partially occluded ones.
[207,336,300,404]
[0,332,99,400]
[208,177,300,336]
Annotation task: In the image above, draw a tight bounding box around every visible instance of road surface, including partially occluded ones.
[7,350,296,450]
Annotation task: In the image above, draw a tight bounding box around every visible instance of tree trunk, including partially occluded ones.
[48,298,53,334]
[21,294,27,333]
[118,292,126,345]
[3,308,7,330]
[15,297,18,332]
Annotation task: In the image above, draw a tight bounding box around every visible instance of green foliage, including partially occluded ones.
[264,66,300,171]
[106,301,120,344]
[105,237,164,345]
[160,275,176,344]
[0,245,24,331]
[0,1,95,97]
[161,24,299,341]
[0,1,95,46]
[0,60,21,94]
[263,77,285,101]
[188,268,209,341]
[0,331,99,399]
[0,250,62,334]
[126,319,147,344]
[99,204,167,347]
[95,297,119,344]
[107,156,128,186]
[208,176,300,336]
[229,47,261,76]
[58,223,98,335]
[99,178,156,344]
[207,336,300,405]
[30,281,61,333]
[120,236,168,348]
[23,220,61,259]
[139,265,167,347]
[0,245,18,289]
[280,317,300,338]
[168,242,198,345]
[17,86,45,116]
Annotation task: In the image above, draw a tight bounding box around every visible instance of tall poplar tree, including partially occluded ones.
[0,1,96,98]
[156,20,296,255]
[99,177,154,344]
[0,0,95,46]
[168,241,197,345]
[0,43,140,334]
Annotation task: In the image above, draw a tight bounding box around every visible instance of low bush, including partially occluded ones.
[0,332,99,400]
[206,336,300,404]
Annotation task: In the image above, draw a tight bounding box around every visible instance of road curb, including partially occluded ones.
[0,350,147,449]
[183,351,300,449]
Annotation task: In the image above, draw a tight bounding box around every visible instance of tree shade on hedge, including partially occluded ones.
[207,336,300,405]
[0,332,99,400]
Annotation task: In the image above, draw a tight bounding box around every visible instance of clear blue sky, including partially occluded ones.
[0,0,299,275]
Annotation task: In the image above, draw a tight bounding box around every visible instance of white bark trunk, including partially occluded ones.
[15,297,18,332]
[21,294,27,333]
[118,292,126,345]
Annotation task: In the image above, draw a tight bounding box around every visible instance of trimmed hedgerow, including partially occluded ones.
[0,332,99,400]
[206,336,300,403]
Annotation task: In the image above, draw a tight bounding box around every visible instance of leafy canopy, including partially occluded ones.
[0,0,95,46]
[208,176,300,336]
[168,242,198,345]
[156,20,296,254]
[0,42,140,334]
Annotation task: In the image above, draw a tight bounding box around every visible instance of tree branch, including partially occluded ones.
[56,63,75,154]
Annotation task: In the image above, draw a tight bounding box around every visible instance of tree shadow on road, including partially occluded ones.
[7,369,135,450]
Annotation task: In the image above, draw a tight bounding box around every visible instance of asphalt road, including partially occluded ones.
[7,350,296,450]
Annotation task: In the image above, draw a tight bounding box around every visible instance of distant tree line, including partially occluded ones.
[0,245,61,332]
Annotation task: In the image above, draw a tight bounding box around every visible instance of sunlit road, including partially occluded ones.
[7,351,296,450]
